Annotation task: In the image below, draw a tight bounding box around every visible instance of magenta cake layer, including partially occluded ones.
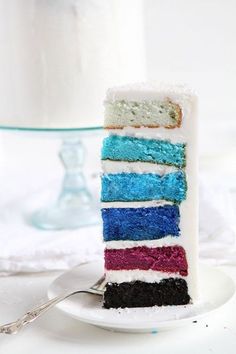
[105,246,188,276]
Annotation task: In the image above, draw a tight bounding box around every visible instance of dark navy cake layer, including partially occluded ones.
[101,171,187,203]
[102,205,180,241]
[102,135,186,167]
[103,279,191,308]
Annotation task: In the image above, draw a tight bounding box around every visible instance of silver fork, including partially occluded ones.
[0,275,106,335]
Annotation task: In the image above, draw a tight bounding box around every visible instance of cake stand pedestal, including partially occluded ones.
[0,126,102,230]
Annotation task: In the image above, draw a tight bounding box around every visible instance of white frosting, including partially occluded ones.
[0,0,145,128]
[105,270,186,284]
[105,237,182,249]
[107,127,186,143]
[102,160,179,175]
[101,200,173,209]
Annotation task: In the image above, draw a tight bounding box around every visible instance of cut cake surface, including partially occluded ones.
[101,83,198,309]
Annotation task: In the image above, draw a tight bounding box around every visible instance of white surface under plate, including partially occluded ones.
[48,261,235,333]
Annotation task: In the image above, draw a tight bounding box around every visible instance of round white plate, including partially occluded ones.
[48,261,235,333]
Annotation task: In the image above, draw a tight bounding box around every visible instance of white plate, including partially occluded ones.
[48,261,235,333]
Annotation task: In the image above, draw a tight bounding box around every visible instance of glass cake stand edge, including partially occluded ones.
[0,125,103,230]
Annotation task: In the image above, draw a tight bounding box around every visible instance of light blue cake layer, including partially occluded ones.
[101,172,187,203]
[102,135,186,167]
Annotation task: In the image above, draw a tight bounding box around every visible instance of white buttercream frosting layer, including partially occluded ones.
[102,160,179,175]
[106,83,196,103]
[105,237,182,249]
[107,126,186,143]
[105,269,186,284]
[101,200,173,209]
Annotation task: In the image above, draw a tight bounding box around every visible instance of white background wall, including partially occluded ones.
[145,0,236,167]
[145,0,236,120]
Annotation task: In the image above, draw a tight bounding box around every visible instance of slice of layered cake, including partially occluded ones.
[101,84,198,308]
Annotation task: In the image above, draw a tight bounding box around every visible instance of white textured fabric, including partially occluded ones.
[0,213,103,275]
[0,135,235,274]
[199,176,236,265]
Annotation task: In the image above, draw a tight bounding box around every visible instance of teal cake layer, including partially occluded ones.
[101,171,187,203]
[102,135,186,167]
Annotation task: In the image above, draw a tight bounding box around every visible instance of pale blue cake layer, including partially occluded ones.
[101,172,187,203]
[102,135,186,167]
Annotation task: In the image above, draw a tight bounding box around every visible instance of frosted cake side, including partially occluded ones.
[101,84,198,308]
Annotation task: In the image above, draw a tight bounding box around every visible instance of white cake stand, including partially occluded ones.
[0,125,102,230]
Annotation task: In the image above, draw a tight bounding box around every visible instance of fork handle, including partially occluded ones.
[0,290,85,334]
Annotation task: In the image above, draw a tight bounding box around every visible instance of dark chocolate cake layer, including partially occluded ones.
[103,278,190,309]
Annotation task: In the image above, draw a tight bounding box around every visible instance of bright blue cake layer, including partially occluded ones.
[102,135,186,167]
[102,205,180,241]
[101,172,187,203]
